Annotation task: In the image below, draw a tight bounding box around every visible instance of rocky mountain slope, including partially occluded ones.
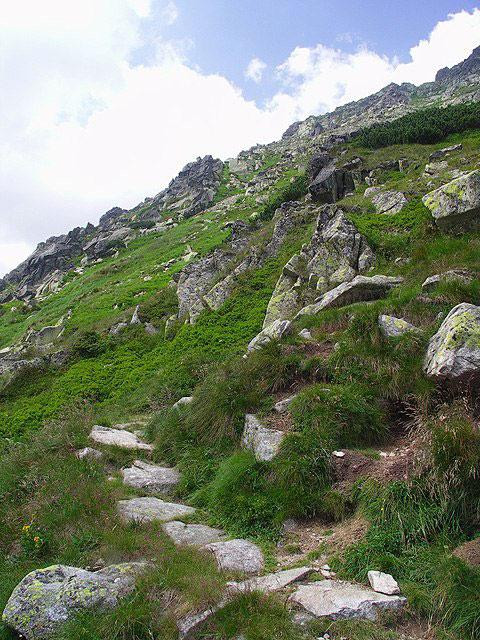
[0,47,479,640]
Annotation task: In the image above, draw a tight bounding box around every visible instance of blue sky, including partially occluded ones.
[0,1,479,275]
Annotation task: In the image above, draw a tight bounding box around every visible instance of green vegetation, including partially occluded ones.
[355,102,480,148]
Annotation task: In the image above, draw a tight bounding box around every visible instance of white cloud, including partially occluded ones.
[160,1,179,25]
[1,4,479,276]
[245,57,267,83]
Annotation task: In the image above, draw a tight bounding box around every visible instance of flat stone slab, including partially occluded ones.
[162,521,225,546]
[121,460,180,494]
[117,497,195,523]
[90,425,153,451]
[205,539,264,575]
[230,566,313,594]
[242,414,285,462]
[290,580,406,621]
[368,571,400,595]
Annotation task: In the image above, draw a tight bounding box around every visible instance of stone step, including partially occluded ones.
[289,579,406,622]
[117,497,195,523]
[121,460,180,494]
[89,425,153,451]
[204,539,264,575]
[162,521,226,546]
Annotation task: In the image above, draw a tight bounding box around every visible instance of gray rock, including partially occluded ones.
[309,166,354,204]
[289,580,406,621]
[296,275,403,317]
[230,566,313,594]
[205,539,264,575]
[84,227,133,258]
[364,187,407,215]
[144,322,158,335]
[162,521,225,546]
[247,319,292,352]
[109,321,128,335]
[367,571,400,595]
[274,395,297,413]
[378,314,418,338]
[422,269,475,292]
[298,328,313,340]
[130,305,141,325]
[263,205,374,327]
[121,460,180,494]
[172,396,193,410]
[89,425,153,451]
[76,447,103,460]
[429,143,462,161]
[424,302,480,383]
[2,563,147,640]
[422,170,480,231]
[424,161,449,176]
[242,414,285,461]
[117,497,195,523]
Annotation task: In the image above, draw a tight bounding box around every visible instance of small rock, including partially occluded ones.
[242,414,285,462]
[429,143,462,161]
[131,305,141,324]
[274,394,297,414]
[76,447,103,460]
[121,460,180,494]
[247,319,292,352]
[117,497,195,523]
[298,328,313,340]
[332,451,345,458]
[368,570,400,595]
[172,396,194,410]
[421,269,475,292]
[378,314,418,338]
[89,425,153,451]
[162,521,225,546]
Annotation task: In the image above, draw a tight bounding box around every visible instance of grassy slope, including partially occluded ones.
[0,129,479,639]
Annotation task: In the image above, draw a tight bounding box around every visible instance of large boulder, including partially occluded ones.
[424,303,480,383]
[290,580,406,621]
[309,166,354,204]
[2,563,146,640]
[263,205,374,327]
[296,275,403,317]
[422,170,480,231]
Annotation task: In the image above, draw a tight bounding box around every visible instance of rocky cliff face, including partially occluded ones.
[1,48,479,304]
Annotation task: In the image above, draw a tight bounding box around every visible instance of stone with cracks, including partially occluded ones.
[367,571,400,595]
[121,460,180,494]
[205,539,264,575]
[422,170,480,231]
[242,414,285,462]
[289,580,406,621]
[296,275,403,317]
[247,319,291,352]
[162,521,225,546]
[309,166,354,204]
[378,315,418,338]
[2,563,147,640]
[424,302,480,383]
[89,425,153,451]
[117,497,195,523]
[364,187,407,215]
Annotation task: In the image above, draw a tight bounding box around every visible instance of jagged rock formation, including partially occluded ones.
[263,204,374,327]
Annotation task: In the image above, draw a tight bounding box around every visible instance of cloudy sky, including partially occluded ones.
[1,1,480,276]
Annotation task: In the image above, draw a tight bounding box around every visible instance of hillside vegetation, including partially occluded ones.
[0,98,480,640]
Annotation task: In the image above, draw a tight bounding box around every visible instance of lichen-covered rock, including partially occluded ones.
[84,227,133,258]
[241,414,285,461]
[422,269,475,292]
[378,315,418,338]
[121,460,180,494]
[117,497,195,523]
[289,580,406,621]
[247,319,292,352]
[364,187,407,215]
[424,303,480,383]
[296,275,403,317]
[2,563,147,640]
[205,539,264,575]
[263,205,374,327]
[422,170,480,231]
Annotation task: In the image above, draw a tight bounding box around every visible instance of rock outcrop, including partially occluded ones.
[424,302,480,383]
[263,204,374,327]
[422,170,480,231]
[2,563,146,640]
